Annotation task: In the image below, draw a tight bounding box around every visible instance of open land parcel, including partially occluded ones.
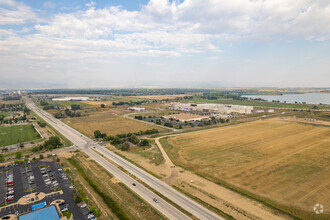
[162,118,330,218]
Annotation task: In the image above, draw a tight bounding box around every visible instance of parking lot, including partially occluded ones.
[0,161,86,219]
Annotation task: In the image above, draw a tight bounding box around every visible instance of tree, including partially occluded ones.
[139,139,150,147]
[134,115,143,120]
[38,121,47,127]
[65,108,72,117]
[15,152,22,159]
[43,136,62,150]
[120,142,130,151]
[129,135,139,145]
[71,104,81,110]
[23,107,30,114]
[74,195,82,203]
[100,104,105,108]
[94,130,101,138]
[20,142,24,148]
[0,154,4,163]
[39,154,44,159]
[40,100,48,106]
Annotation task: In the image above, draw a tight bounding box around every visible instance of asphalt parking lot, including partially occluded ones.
[0,161,85,219]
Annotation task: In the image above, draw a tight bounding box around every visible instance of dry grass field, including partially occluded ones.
[165,118,330,217]
[62,109,168,136]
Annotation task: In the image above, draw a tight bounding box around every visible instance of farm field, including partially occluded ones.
[164,118,330,217]
[61,109,169,137]
[0,124,41,147]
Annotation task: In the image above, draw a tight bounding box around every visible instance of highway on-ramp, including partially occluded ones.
[24,97,223,220]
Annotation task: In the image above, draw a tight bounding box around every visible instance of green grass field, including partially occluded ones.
[0,124,40,147]
[0,112,12,117]
[184,97,330,109]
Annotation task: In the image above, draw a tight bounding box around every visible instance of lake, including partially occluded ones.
[242,93,330,105]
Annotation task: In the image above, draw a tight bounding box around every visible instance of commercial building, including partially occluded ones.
[171,103,254,115]
[19,205,60,220]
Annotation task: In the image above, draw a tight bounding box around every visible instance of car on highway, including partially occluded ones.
[132,183,136,186]
[153,198,159,203]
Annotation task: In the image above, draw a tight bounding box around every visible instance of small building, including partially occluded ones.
[268,109,275,113]
[128,107,145,112]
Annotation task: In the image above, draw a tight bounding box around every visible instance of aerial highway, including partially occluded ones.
[23,96,223,220]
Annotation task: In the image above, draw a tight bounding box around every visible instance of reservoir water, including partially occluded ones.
[242,93,330,105]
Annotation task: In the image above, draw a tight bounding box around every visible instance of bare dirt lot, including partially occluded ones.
[61,109,168,136]
[164,118,330,218]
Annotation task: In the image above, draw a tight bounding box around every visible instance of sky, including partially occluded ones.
[0,0,330,89]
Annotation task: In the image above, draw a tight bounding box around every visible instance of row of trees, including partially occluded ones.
[94,130,151,151]
[53,105,82,119]
[32,136,62,153]
[0,103,25,111]
[112,100,147,106]
[3,95,21,101]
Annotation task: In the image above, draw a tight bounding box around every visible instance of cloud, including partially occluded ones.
[0,0,37,25]
[0,0,330,62]
[43,1,55,9]
[85,1,96,8]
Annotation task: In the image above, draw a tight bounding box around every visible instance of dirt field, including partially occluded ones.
[136,94,192,100]
[61,109,167,136]
[165,118,330,217]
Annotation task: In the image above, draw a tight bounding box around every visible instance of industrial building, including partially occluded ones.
[52,97,90,101]
[171,103,254,115]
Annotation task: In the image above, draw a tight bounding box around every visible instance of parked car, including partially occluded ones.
[6,198,13,202]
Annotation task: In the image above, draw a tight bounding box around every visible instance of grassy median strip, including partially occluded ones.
[68,157,130,220]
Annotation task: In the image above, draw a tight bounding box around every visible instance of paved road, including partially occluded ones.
[23,97,223,220]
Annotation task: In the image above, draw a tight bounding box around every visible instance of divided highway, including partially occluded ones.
[24,97,223,220]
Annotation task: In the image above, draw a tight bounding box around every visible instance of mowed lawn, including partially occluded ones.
[165,119,330,213]
[0,124,40,147]
[62,110,168,137]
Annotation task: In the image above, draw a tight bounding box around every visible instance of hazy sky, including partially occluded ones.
[0,0,330,89]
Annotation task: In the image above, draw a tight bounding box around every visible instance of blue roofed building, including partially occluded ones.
[19,205,60,220]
